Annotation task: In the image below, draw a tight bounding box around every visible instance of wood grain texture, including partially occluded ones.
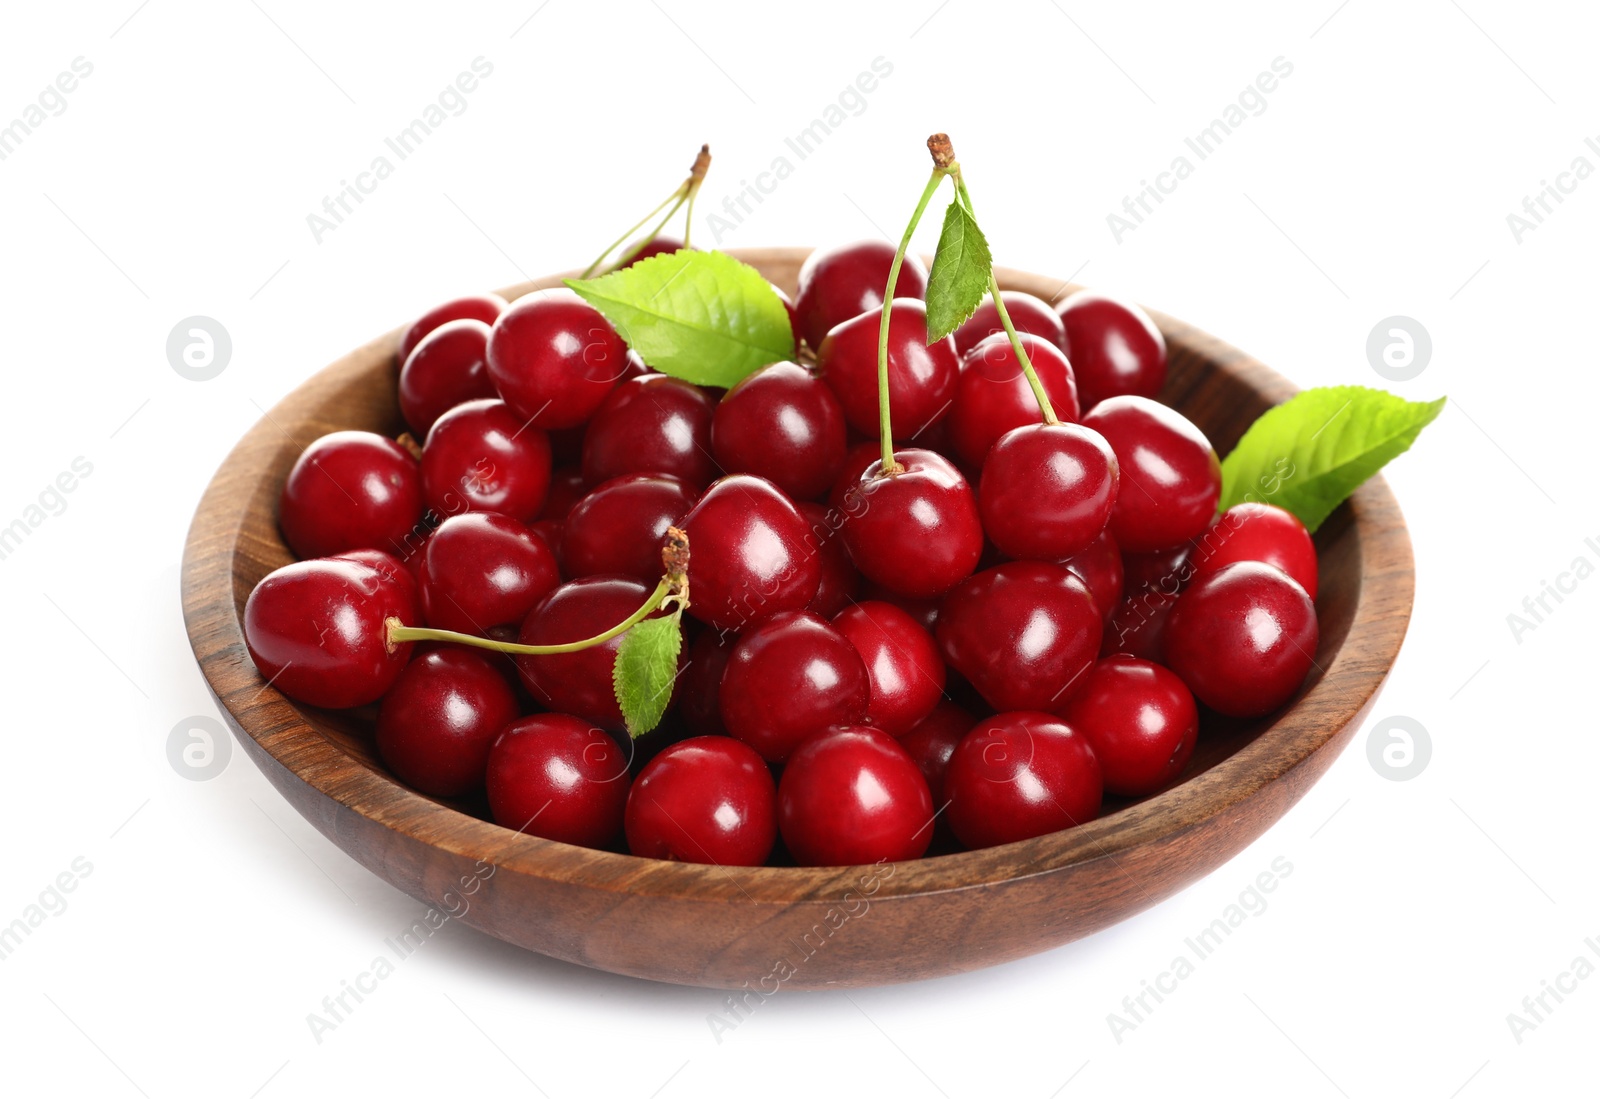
[180,249,1415,989]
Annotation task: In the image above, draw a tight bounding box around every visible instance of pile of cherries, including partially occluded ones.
[242,238,1321,869]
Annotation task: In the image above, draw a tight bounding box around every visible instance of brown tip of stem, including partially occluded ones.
[927,133,954,169]
[662,525,690,581]
[689,144,711,183]
[383,616,403,654]
[394,432,423,460]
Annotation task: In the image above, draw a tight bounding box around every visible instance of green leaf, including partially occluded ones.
[924,197,993,343]
[612,612,683,738]
[1220,386,1446,532]
[566,250,795,388]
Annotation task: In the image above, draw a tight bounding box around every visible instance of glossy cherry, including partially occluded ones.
[582,374,719,490]
[242,557,418,709]
[678,629,734,738]
[832,601,945,738]
[947,332,1082,469]
[936,562,1102,712]
[678,475,821,633]
[1082,396,1220,553]
[796,501,860,618]
[486,714,630,848]
[398,292,506,363]
[376,649,520,797]
[1189,502,1319,600]
[623,236,687,266]
[420,398,552,523]
[517,575,663,729]
[418,512,560,634]
[840,450,983,599]
[1060,528,1124,624]
[816,300,959,439]
[899,700,976,804]
[944,712,1102,849]
[1102,587,1179,661]
[793,239,928,350]
[979,423,1119,561]
[399,318,499,434]
[561,473,697,583]
[719,611,869,763]
[1123,543,1194,596]
[711,362,846,501]
[1056,290,1167,408]
[953,291,1070,357]
[1164,561,1319,718]
[1058,655,1197,797]
[332,548,420,608]
[778,726,934,866]
[486,288,629,428]
[278,431,423,560]
[625,737,777,865]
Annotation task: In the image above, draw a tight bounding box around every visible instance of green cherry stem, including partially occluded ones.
[582,145,711,278]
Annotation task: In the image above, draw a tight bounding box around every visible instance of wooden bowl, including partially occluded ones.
[181,248,1413,989]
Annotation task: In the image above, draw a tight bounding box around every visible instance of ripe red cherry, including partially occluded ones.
[1056,290,1167,408]
[712,362,846,501]
[1164,561,1319,718]
[979,423,1118,561]
[537,466,587,520]
[794,239,928,350]
[1061,528,1124,624]
[486,289,629,428]
[796,501,860,618]
[832,601,945,738]
[678,475,821,633]
[770,282,801,346]
[625,737,777,865]
[1189,502,1319,599]
[936,562,1102,712]
[948,332,1083,471]
[398,292,506,363]
[399,319,499,434]
[486,714,630,848]
[899,700,976,804]
[840,450,983,599]
[332,548,420,609]
[517,575,663,729]
[376,649,520,797]
[1058,655,1198,797]
[418,512,559,634]
[623,236,686,266]
[945,712,1102,849]
[420,398,552,523]
[816,300,958,439]
[243,557,418,709]
[778,726,933,865]
[1103,588,1178,660]
[582,374,719,490]
[561,473,697,583]
[1123,543,1193,596]
[1082,396,1220,553]
[953,291,1071,357]
[719,611,869,763]
[679,629,734,738]
[278,431,423,559]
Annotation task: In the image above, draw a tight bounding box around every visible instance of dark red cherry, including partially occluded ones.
[1060,528,1124,624]
[948,331,1081,469]
[826,440,885,514]
[243,557,419,709]
[1102,588,1179,661]
[1189,502,1319,600]
[623,236,687,266]
[376,649,520,797]
[859,581,942,635]
[979,423,1118,561]
[278,431,423,560]
[418,512,560,634]
[945,712,1102,849]
[678,475,822,633]
[833,601,945,738]
[486,288,629,428]
[561,474,697,584]
[778,726,934,865]
[953,291,1071,357]
[1058,655,1197,797]
[679,629,734,738]
[399,318,499,435]
[537,466,587,521]
[1123,543,1193,596]
[625,737,777,865]
[936,562,1102,712]
[517,575,663,729]
[899,700,976,804]
[712,362,846,501]
[840,450,983,599]
[582,374,719,489]
[420,398,552,523]
[719,611,869,763]
[796,501,861,618]
[398,292,506,363]
[770,282,801,346]
[1056,290,1167,409]
[816,300,958,440]
[794,239,928,350]
[486,714,630,848]
[1164,561,1319,718]
[1081,396,1220,553]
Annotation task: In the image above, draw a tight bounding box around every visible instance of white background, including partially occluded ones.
[0,1,1594,1095]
